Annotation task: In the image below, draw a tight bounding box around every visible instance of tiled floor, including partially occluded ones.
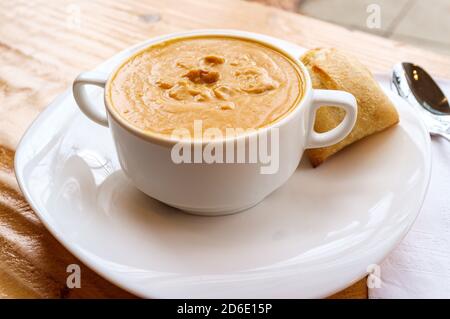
[297,0,450,56]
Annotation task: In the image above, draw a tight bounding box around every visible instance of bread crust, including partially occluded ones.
[301,48,399,167]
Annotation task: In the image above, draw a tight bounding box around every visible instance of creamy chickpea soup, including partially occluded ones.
[107,36,304,137]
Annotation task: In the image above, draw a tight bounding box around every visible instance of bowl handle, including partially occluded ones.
[73,71,109,127]
[306,89,358,148]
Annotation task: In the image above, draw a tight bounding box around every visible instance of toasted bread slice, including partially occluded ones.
[301,48,399,167]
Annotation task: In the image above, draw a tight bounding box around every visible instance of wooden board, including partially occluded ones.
[1,0,449,299]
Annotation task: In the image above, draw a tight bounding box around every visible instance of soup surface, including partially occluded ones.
[107,36,304,137]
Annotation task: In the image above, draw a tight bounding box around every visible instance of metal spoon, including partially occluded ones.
[392,62,450,141]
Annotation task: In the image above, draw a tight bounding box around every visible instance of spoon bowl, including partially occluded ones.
[392,62,450,140]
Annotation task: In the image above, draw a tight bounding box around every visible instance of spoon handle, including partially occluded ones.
[430,131,450,141]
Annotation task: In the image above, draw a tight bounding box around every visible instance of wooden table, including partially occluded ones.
[1,0,449,299]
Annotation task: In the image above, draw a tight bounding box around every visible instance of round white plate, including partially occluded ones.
[15,33,431,298]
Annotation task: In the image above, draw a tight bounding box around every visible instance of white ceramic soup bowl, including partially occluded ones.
[73,30,357,216]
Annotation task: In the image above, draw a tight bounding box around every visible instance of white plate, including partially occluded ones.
[14,35,431,298]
